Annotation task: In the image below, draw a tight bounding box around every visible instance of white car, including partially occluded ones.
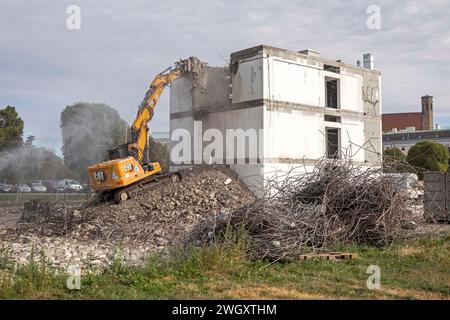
[0,183,13,193]
[31,183,47,193]
[57,179,83,192]
[16,184,31,192]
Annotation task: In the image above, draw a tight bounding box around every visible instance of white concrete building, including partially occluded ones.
[170,45,382,191]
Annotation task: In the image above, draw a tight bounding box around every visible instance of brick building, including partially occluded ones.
[382,95,434,132]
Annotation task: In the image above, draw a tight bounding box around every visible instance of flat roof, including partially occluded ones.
[231,44,381,75]
[383,129,450,141]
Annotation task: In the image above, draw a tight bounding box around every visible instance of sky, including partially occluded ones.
[1,0,449,153]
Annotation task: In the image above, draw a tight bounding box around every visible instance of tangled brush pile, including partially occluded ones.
[187,159,423,261]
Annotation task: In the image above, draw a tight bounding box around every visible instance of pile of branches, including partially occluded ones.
[187,158,423,261]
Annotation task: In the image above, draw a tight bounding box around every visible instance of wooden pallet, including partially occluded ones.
[298,252,357,261]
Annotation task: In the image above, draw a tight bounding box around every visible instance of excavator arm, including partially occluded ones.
[129,68,182,161]
[129,57,199,162]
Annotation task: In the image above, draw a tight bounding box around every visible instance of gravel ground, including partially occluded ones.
[0,166,255,271]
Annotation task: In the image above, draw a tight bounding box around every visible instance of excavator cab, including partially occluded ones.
[108,143,130,160]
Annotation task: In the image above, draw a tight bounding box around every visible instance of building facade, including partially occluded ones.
[382,95,434,132]
[383,129,450,154]
[169,45,382,191]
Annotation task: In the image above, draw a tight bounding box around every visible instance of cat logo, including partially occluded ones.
[93,171,105,181]
[124,163,133,172]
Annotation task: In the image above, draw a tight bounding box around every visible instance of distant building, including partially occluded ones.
[383,129,450,154]
[151,132,170,145]
[382,95,434,132]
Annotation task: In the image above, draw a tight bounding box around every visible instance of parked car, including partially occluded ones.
[31,182,47,193]
[40,181,56,193]
[0,183,13,193]
[56,179,83,193]
[16,184,31,192]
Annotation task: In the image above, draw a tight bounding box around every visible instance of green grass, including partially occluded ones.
[0,236,449,300]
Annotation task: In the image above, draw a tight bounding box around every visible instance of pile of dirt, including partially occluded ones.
[3,166,254,247]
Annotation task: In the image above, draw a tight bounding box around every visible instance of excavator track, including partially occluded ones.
[100,172,182,204]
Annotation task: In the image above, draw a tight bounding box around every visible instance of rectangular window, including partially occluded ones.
[324,115,341,123]
[324,64,340,74]
[326,128,340,159]
[325,77,340,109]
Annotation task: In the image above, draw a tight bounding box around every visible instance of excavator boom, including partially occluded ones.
[130,67,182,161]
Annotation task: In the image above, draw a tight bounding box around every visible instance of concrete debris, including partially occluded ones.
[21,199,53,221]
[175,56,208,75]
[0,166,254,270]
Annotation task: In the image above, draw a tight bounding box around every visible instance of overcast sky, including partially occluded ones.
[1,0,449,153]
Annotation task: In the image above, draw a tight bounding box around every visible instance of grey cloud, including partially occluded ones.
[0,0,449,150]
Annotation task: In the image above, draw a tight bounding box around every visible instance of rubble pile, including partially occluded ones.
[0,166,254,269]
[0,206,21,230]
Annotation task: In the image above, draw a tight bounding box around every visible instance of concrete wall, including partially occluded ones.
[229,46,380,165]
[264,56,363,112]
[170,61,264,173]
[231,53,264,103]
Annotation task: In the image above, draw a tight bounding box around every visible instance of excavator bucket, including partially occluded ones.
[176,56,205,74]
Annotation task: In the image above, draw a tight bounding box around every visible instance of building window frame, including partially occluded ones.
[325,76,340,109]
[326,127,341,159]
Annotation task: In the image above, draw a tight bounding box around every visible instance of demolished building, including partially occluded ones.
[169,45,382,191]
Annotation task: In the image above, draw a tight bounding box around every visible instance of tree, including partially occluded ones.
[0,106,24,151]
[383,147,409,173]
[61,102,127,180]
[384,147,406,162]
[147,137,169,172]
[407,141,449,180]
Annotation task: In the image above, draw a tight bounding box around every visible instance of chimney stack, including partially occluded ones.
[363,53,374,70]
[421,95,434,130]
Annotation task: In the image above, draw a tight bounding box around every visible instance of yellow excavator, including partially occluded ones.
[87,57,197,203]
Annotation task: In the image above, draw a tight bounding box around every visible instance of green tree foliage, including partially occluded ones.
[383,147,408,173]
[0,106,24,151]
[61,102,127,180]
[0,145,74,184]
[407,141,449,179]
[384,147,406,161]
[147,136,169,172]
